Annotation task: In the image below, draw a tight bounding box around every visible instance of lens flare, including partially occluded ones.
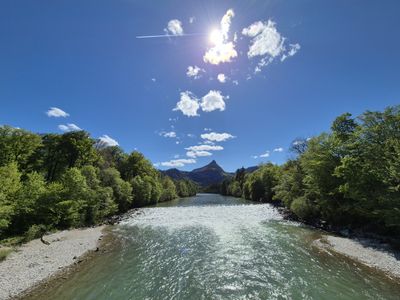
[209,29,224,45]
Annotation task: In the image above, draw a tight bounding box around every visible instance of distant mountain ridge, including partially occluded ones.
[161,160,259,187]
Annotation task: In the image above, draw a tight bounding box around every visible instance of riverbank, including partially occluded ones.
[314,235,400,280]
[0,226,106,300]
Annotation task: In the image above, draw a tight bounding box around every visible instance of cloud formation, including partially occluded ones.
[97,134,119,147]
[281,43,301,61]
[200,90,226,112]
[242,20,300,72]
[47,107,69,118]
[201,132,235,142]
[173,91,200,117]
[186,150,212,158]
[58,123,81,132]
[174,90,228,116]
[159,158,196,168]
[185,144,223,152]
[217,73,227,83]
[260,151,270,158]
[165,19,184,36]
[160,131,177,138]
[186,65,204,79]
[203,9,237,65]
[273,147,284,152]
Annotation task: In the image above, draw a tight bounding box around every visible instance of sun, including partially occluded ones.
[209,29,224,45]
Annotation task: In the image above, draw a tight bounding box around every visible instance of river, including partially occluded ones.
[28,194,400,300]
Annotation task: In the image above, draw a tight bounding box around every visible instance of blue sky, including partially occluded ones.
[1,0,399,172]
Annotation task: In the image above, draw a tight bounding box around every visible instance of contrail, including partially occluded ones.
[136,33,204,39]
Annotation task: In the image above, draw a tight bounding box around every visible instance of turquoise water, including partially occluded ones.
[29,194,400,300]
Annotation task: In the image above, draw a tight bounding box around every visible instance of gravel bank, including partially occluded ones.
[0,226,105,300]
[314,235,400,279]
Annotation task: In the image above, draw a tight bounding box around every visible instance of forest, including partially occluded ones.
[0,129,197,243]
[221,106,400,238]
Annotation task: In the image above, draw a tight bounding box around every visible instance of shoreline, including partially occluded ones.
[0,226,107,300]
[313,235,400,280]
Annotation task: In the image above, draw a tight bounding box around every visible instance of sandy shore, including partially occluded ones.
[0,226,105,300]
[314,235,400,279]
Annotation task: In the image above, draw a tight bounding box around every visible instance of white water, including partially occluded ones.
[28,194,400,300]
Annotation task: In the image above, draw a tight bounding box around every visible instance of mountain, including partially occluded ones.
[161,160,232,186]
[161,160,261,187]
[245,166,259,173]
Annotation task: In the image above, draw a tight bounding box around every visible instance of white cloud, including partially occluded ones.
[204,128,212,131]
[187,133,196,138]
[174,154,180,159]
[221,9,234,39]
[201,132,235,142]
[186,150,213,158]
[47,107,69,118]
[185,144,223,152]
[232,80,239,85]
[252,155,258,159]
[161,131,176,138]
[151,78,156,82]
[186,65,205,79]
[203,9,237,65]
[173,91,200,117]
[293,140,306,145]
[217,73,227,83]
[260,151,270,158]
[159,158,196,168]
[189,16,195,24]
[165,19,184,36]
[58,123,81,132]
[242,20,300,72]
[281,43,301,61]
[97,134,119,147]
[273,147,284,152]
[200,90,226,112]
[204,41,237,65]
[242,20,284,58]
[174,90,228,117]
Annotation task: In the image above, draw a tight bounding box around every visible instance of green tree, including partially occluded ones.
[57,168,89,227]
[120,151,158,182]
[131,175,162,207]
[100,167,133,212]
[0,162,21,236]
[81,166,117,224]
[0,126,42,169]
[35,131,98,181]
[274,160,305,208]
[12,172,47,233]
[160,176,177,202]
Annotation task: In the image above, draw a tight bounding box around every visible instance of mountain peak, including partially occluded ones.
[207,160,219,167]
[161,160,231,186]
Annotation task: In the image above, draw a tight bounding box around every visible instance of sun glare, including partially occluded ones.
[209,29,223,45]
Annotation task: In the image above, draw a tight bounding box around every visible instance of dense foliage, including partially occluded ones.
[222,106,400,237]
[0,128,197,241]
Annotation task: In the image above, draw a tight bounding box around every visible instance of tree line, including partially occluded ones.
[0,128,197,242]
[221,106,400,237]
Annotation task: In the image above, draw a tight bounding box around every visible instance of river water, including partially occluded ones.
[29,194,400,300]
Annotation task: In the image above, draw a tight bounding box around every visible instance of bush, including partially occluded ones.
[24,224,46,242]
[290,197,315,220]
[0,247,13,261]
